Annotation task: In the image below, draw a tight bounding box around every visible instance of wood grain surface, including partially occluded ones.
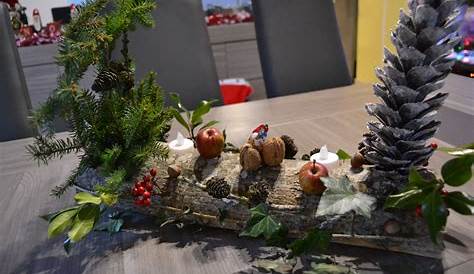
[1,80,473,274]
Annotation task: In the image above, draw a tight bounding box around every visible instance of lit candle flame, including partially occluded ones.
[320,145,328,160]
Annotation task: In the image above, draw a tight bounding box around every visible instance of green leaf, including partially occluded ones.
[317,177,376,218]
[289,229,332,256]
[253,257,296,274]
[336,149,351,161]
[265,225,289,247]
[441,156,473,186]
[170,108,190,132]
[95,218,124,234]
[444,191,474,215]
[191,99,217,126]
[304,262,356,274]
[100,193,118,206]
[63,238,72,254]
[48,207,79,238]
[74,192,102,205]
[438,144,474,156]
[68,204,100,243]
[406,168,430,190]
[199,120,219,130]
[240,203,283,240]
[422,191,448,244]
[240,216,281,239]
[384,189,426,210]
[169,93,188,112]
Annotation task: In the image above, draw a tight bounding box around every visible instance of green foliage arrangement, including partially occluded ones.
[28,0,173,249]
[385,143,474,243]
[27,0,173,197]
[169,93,219,141]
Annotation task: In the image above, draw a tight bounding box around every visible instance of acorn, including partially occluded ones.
[280,135,298,159]
[167,165,181,178]
[261,137,285,166]
[351,152,365,169]
[383,219,401,235]
[240,143,262,171]
[205,177,231,199]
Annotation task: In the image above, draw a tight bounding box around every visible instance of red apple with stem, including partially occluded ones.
[196,127,225,159]
[298,160,329,194]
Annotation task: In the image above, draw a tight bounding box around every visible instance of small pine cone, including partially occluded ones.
[92,69,119,92]
[309,147,320,156]
[280,135,298,159]
[247,181,271,205]
[205,177,231,199]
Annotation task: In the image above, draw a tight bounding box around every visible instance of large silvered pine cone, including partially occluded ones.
[361,0,466,181]
[205,177,231,199]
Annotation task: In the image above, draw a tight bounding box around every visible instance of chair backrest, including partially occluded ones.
[0,3,34,141]
[126,0,221,109]
[252,0,352,98]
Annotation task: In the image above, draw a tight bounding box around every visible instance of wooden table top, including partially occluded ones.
[1,79,473,274]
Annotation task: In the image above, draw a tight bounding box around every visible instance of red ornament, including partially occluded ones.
[137,186,145,195]
[150,167,158,177]
[415,205,423,217]
[143,191,151,199]
[430,142,438,150]
[440,189,449,196]
[134,199,144,206]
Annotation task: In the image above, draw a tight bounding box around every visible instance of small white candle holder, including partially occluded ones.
[168,132,194,155]
[310,145,339,173]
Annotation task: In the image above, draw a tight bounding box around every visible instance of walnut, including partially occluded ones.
[261,137,285,166]
[240,143,262,171]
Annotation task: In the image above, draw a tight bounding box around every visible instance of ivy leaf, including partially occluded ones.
[316,177,376,218]
[304,262,356,274]
[48,207,79,238]
[265,225,289,247]
[68,204,100,243]
[95,218,124,234]
[444,191,474,215]
[422,191,448,244]
[289,229,332,256]
[240,203,282,240]
[74,192,102,205]
[199,120,219,131]
[336,149,351,161]
[441,156,473,186]
[240,215,281,239]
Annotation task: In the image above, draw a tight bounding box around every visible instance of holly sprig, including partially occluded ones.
[385,143,474,244]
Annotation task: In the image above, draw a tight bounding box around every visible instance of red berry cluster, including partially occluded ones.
[132,167,158,207]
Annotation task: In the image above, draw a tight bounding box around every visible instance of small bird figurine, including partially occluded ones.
[250,124,269,146]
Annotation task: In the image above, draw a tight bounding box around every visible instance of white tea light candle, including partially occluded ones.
[168,132,194,154]
[310,145,339,173]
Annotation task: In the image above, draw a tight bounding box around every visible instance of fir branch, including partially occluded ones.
[95,169,126,195]
[27,136,82,165]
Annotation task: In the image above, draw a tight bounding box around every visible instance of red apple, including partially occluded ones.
[196,127,225,159]
[298,161,329,194]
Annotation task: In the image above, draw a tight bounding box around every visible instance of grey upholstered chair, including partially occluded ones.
[252,0,352,98]
[126,0,221,109]
[0,3,34,141]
